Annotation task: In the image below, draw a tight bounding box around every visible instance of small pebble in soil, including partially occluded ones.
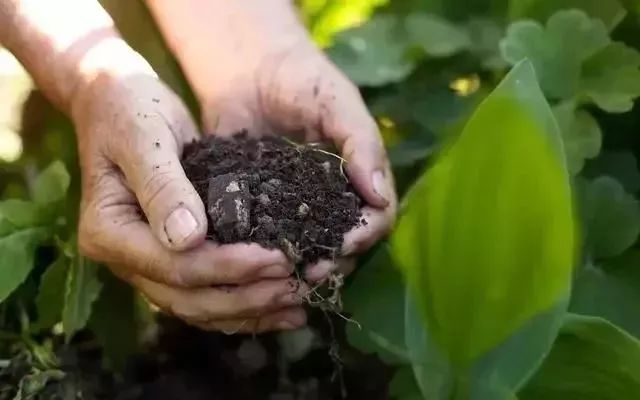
[181,132,364,266]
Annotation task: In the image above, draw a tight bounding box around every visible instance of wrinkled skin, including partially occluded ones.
[71,9,396,333]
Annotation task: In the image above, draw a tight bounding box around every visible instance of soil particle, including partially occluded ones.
[182,132,363,265]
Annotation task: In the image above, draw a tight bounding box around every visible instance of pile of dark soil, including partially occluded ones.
[181,133,364,266]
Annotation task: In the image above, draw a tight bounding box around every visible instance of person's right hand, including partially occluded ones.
[71,40,308,333]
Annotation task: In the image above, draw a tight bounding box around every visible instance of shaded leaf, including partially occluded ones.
[584,150,640,194]
[521,315,640,400]
[89,270,145,370]
[466,17,507,69]
[392,60,575,366]
[328,15,416,86]
[62,256,103,342]
[389,365,423,400]
[33,161,70,204]
[509,0,626,31]
[553,102,601,174]
[571,259,640,338]
[343,244,408,364]
[581,42,640,113]
[0,228,49,303]
[501,10,610,99]
[405,14,471,57]
[578,176,640,260]
[35,256,70,331]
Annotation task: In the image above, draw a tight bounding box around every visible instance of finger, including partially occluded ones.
[79,177,292,287]
[318,76,395,209]
[305,257,356,283]
[193,307,307,334]
[342,204,396,256]
[131,275,309,322]
[109,102,207,251]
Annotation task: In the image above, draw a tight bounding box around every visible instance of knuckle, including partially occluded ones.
[139,169,177,211]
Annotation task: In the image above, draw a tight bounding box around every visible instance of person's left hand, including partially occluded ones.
[194,42,397,282]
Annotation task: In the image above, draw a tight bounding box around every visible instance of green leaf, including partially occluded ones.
[33,161,70,204]
[520,315,640,400]
[89,271,145,370]
[35,256,70,331]
[62,256,103,342]
[0,199,41,229]
[584,151,640,194]
[571,259,640,338]
[392,60,575,366]
[500,10,610,99]
[578,176,640,260]
[343,244,408,363]
[581,42,640,113]
[389,366,423,400]
[466,17,507,70]
[509,0,627,31]
[0,228,49,303]
[405,14,471,57]
[328,15,416,86]
[553,102,601,174]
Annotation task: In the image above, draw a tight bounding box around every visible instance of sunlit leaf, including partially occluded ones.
[33,160,70,204]
[62,256,103,342]
[328,15,416,86]
[578,176,640,260]
[0,228,49,303]
[392,60,575,366]
[521,315,640,400]
[501,10,610,99]
[581,42,640,113]
[0,199,41,229]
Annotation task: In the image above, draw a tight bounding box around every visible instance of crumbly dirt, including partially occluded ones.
[181,133,364,266]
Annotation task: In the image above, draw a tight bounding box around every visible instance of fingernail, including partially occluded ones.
[165,207,198,245]
[372,170,390,204]
[259,264,291,278]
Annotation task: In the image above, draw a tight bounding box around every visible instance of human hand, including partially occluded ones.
[71,40,308,333]
[174,35,397,283]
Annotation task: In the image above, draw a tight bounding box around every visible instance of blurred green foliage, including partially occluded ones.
[0,1,640,399]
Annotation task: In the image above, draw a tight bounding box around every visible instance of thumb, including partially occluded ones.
[113,114,207,251]
[323,83,393,208]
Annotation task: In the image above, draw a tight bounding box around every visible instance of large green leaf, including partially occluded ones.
[392,60,575,366]
[343,244,408,364]
[578,176,640,260]
[328,15,416,86]
[501,10,610,99]
[0,228,49,303]
[33,161,70,205]
[0,199,41,229]
[62,256,103,341]
[520,315,640,399]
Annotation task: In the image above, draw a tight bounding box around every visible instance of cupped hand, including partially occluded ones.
[196,42,398,282]
[71,42,308,333]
